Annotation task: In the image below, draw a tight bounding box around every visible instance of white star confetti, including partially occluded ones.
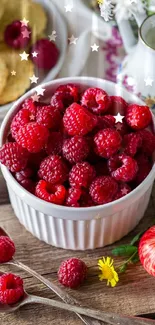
[99,0,114,22]
[114,113,124,123]
[64,4,73,12]
[29,74,39,84]
[19,51,29,61]
[11,70,16,76]
[48,30,57,42]
[144,77,154,86]
[22,29,31,38]
[31,93,40,102]
[36,86,45,96]
[20,18,29,27]
[68,35,78,45]
[91,43,99,52]
[31,51,38,58]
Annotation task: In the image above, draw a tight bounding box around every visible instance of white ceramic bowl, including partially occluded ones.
[1,77,155,250]
[0,0,67,120]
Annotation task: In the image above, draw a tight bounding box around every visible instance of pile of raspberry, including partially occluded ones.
[0,84,155,207]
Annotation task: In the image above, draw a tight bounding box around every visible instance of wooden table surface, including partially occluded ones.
[1,173,155,325]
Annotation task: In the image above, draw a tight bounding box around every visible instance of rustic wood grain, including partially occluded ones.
[0,177,155,324]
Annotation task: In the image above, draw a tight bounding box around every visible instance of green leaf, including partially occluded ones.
[119,264,127,273]
[130,231,144,246]
[112,245,137,257]
[131,254,139,264]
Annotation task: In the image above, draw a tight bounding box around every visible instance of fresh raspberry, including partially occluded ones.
[69,162,96,188]
[123,132,142,156]
[81,87,110,115]
[108,154,138,182]
[16,122,49,153]
[0,143,29,172]
[45,132,63,155]
[58,258,87,288]
[94,128,122,158]
[30,39,59,70]
[35,180,66,205]
[97,115,115,130]
[4,20,31,49]
[114,183,131,200]
[36,105,61,130]
[51,84,79,111]
[135,153,152,185]
[15,168,35,193]
[21,98,37,115]
[63,103,97,136]
[89,176,118,205]
[38,155,69,184]
[138,129,155,156]
[0,273,24,305]
[62,136,90,164]
[108,96,128,115]
[65,187,82,207]
[125,104,152,130]
[94,160,109,176]
[0,236,15,263]
[11,108,36,139]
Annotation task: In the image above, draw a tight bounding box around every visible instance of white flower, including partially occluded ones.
[99,0,114,21]
[113,0,146,22]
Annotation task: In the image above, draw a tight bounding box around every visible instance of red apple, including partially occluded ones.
[139,226,155,277]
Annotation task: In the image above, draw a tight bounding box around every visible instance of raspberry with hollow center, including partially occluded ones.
[125,104,152,130]
[0,273,24,305]
[114,183,131,200]
[36,105,61,130]
[0,142,29,173]
[4,20,31,49]
[94,128,122,158]
[45,132,63,155]
[0,236,15,263]
[63,103,97,136]
[58,258,87,288]
[108,96,128,116]
[108,154,138,182]
[123,132,142,157]
[62,136,90,164]
[51,84,79,112]
[35,180,66,205]
[30,39,59,70]
[38,155,69,184]
[138,129,155,156]
[69,162,96,188]
[11,108,36,139]
[89,176,118,205]
[81,87,110,115]
[16,122,49,153]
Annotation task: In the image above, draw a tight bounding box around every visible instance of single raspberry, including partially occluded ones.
[114,183,131,200]
[89,176,118,205]
[30,39,59,70]
[125,104,152,130]
[4,20,31,49]
[0,236,15,263]
[16,122,49,153]
[108,154,138,182]
[36,105,61,130]
[11,108,36,139]
[35,180,66,205]
[62,136,90,164]
[15,168,35,193]
[138,129,155,156]
[63,103,97,136]
[135,153,152,185]
[69,162,96,188]
[94,128,122,158]
[108,96,128,115]
[21,98,37,115]
[81,87,110,115]
[0,273,24,305]
[58,258,87,288]
[65,187,82,207]
[94,160,109,176]
[52,84,79,111]
[38,155,69,184]
[45,132,63,155]
[97,115,115,130]
[123,132,142,156]
[0,143,29,172]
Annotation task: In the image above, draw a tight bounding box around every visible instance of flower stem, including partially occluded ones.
[118,250,138,273]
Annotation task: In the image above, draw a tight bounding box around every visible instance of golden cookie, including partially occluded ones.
[0,55,9,96]
[0,51,34,105]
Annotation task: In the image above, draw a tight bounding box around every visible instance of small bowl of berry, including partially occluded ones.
[0,76,155,250]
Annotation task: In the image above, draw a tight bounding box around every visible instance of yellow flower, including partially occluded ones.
[98,257,119,287]
[97,0,104,4]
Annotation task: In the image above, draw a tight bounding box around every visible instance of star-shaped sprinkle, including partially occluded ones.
[48,30,57,42]
[11,70,16,76]
[91,43,99,52]
[31,51,38,58]
[144,77,154,86]
[36,86,45,96]
[64,4,73,12]
[19,51,29,61]
[121,188,129,195]
[29,74,39,84]
[116,123,123,131]
[22,29,31,38]
[68,35,78,45]
[20,18,29,27]
[31,93,40,102]
[114,113,124,123]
